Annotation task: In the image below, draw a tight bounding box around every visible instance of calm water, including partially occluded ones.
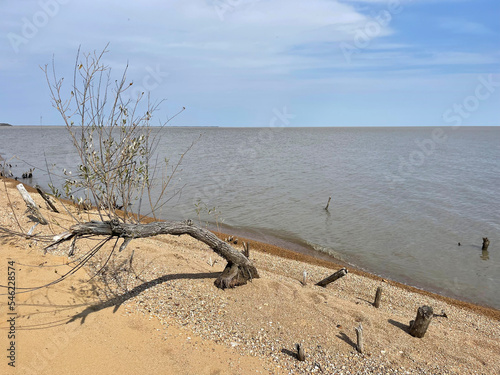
[1,126,499,308]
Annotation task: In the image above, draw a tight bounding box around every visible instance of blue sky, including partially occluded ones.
[1,0,499,126]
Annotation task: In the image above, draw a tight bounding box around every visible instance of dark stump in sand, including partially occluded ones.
[409,305,433,338]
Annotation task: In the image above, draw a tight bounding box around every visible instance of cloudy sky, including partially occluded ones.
[1,0,499,126]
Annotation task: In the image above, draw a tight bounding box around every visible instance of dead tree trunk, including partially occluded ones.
[17,183,48,225]
[46,219,259,289]
[35,184,59,213]
[316,268,348,287]
[409,305,433,338]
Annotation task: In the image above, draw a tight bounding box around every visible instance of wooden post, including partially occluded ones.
[296,343,305,361]
[242,242,250,258]
[355,323,364,354]
[35,185,59,213]
[324,196,332,211]
[482,237,490,251]
[409,305,433,338]
[16,183,48,225]
[302,270,307,286]
[316,268,348,287]
[373,287,383,308]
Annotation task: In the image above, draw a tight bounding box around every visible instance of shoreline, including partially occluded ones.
[4,176,500,320]
[209,229,500,321]
[1,175,500,374]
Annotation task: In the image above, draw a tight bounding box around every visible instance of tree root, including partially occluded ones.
[214,262,259,289]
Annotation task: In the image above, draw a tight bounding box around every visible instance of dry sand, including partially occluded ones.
[0,177,499,374]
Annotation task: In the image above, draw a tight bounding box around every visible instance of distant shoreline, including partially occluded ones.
[0,123,13,126]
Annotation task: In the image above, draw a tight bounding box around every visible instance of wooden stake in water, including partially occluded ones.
[482,237,490,251]
[324,196,332,211]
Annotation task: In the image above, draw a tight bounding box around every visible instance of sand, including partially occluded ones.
[0,177,499,375]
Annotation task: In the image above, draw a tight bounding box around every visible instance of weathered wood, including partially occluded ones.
[373,287,383,308]
[16,183,48,225]
[46,219,259,289]
[35,184,59,213]
[482,237,490,251]
[433,310,448,319]
[316,268,348,287]
[409,305,433,338]
[324,196,332,211]
[355,323,364,353]
[296,343,305,361]
[302,270,307,286]
[242,242,250,258]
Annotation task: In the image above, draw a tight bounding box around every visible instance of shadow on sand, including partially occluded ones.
[388,318,409,333]
[67,271,220,324]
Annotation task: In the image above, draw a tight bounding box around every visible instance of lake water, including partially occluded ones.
[1,126,499,308]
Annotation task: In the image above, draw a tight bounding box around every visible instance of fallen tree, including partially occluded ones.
[47,219,259,289]
[1,46,262,293]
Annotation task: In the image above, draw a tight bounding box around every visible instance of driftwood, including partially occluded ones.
[373,287,383,308]
[46,219,259,289]
[16,183,48,225]
[35,184,59,213]
[409,305,433,338]
[355,323,364,353]
[316,268,348,287]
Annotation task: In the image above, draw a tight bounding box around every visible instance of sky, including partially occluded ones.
[1,0,499,127]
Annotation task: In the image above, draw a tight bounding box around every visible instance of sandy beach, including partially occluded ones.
[0,177,499,375]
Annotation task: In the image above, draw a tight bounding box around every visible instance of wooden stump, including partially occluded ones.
[301,270,307,286]
[296,343,305,361]
[355,323,364,353]
[482,237,490,251]
[373,287,383,308]
[409,305,433,338]
[316,268,348,287]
